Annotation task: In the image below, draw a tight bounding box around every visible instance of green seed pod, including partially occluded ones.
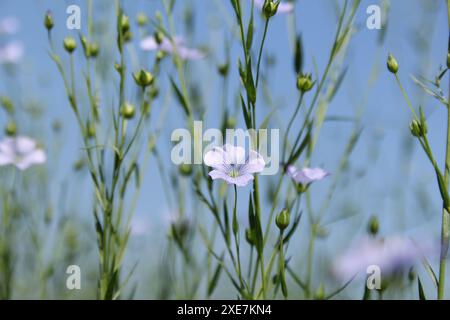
[121,103,135,119]
[263,0,280,19]
[133,69,154,88]
[275,209,290,231]
[179,163,193,176]
[367,215,379,235]
[63,37,77,53]
[44,11,54,31]
[136,13,148,27]
[5,121,17,136]
[387,54,399,74]
[296,73,314,92]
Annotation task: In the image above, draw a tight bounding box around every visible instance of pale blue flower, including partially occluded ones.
[204,144,265,187]
[0,41,23,64]
[140,35,205,60]
[287,165,330,184]
[333,236,434,279]
[0,17,19,35]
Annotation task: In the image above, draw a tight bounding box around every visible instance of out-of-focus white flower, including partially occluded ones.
[287,165,330,185]
[0,136,46,170]
[333,236,435,280]
[0,17,19,35]
[130,215,151,236]
[204,144,265,187]
[140,35,205,60]
[0,41,24,64]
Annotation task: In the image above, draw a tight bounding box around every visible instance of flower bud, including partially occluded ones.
[133,69,154,88]
[226,117,236,128]
[89,42,100,58]
[154,31,164,45]
[120,15,130,33]
[314,284,325,300]
[218,63,229,77]
[275,209,290,231]
[410,119,427,137]
[296,73,314,92]
[63,37,77,53]
[5,121,17,136]
[156,50,166,61]
[387,54,399,74]
[179,163,193,176]
[0,96,14,114]
[86,122,96,139]
[44,11,54,31]
[136,13,148,27]
[245,228,256,246]
[367,215,379,235]
[121,103,135,119]
[263,0,280,19]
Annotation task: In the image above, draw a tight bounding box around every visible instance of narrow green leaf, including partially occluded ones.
[418,277,427,300]
[208,260,224,296]
[169,77,190,116]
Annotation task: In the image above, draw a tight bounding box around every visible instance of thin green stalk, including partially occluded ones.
[438,0,450,299]
[395,74,419,120]
[255,19,269,88]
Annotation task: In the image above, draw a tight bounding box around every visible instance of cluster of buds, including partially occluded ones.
[410,109,427,138]
[120,14,132,42]
[81,36,99,59]
[263,0,280,19]
[296,73,314,93]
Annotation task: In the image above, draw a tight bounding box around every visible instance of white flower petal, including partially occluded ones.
[140,36,158,51]
[223,144,246,165]
[204,147,226,169]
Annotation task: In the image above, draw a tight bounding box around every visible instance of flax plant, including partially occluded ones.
[387,0,450,300]
[46,3,158,299]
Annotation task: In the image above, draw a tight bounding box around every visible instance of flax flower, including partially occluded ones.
[204,144,265,187]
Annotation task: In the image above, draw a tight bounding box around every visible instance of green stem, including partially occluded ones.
[255,19,269,88]
[438,1,450,299]
[395,74,419,120]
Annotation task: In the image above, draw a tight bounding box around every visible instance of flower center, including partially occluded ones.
[229,169,239,178]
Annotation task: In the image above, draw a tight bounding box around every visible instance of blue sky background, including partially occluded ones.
[1,0,449,297]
